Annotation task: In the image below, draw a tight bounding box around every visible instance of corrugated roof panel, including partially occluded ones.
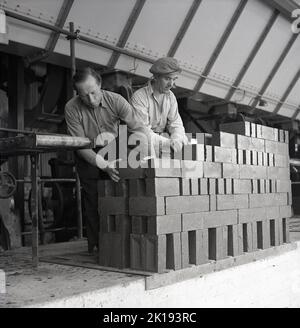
[264,38,300,101]
[174,0,239,73]
[278,106,297,118]
[238,16,292,95]
[115,0,195,76]
[200,0,274,99]
[278,78,300,115]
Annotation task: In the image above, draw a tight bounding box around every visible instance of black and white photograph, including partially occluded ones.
[0,0,300,311]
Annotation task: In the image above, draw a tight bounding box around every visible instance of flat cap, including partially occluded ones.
[149,57,182,75]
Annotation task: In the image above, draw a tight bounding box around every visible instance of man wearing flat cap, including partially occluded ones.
[131,57,188,155]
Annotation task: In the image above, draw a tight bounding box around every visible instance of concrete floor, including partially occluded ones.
[1,232,300,308]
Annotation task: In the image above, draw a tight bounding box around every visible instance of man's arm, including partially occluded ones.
[64,103,120,181]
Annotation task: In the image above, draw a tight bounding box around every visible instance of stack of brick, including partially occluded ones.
[97,121,292,273]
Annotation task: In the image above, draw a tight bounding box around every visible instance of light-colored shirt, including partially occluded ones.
[65,90,145,140]
[131,82,186,141]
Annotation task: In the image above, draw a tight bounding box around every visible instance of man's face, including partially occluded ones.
[76,75,102,109]
[156,72,178,94]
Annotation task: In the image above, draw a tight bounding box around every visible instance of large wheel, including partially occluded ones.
[0,171,17,199]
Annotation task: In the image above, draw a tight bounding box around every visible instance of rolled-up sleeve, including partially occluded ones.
[64,103,86,137]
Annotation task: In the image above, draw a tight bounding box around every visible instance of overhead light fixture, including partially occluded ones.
[258,99,268,107]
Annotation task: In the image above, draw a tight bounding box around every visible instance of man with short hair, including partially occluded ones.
[65,67,148,254]
[131,57,188,156]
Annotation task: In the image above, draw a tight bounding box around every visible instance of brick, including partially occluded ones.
[263,152,268,166]
[181,231,190,268]
[203,162,222,178]
[199,178,208,195]
[132,216,147,234]
[191,178,199,195]
[282,218,290,243]
[129,197,165,216]
[256,124,263,138]
[237,224,244,254]
[242,223,253,252]
[271,179,276,193]
[239,165,267,179]
[279,205,292,218]
[129,179,146,197]
[250,137,265,152]
[216,194,248,210]
[115,180,129,197]
[222,163,240,179]
[130,234,145,270]
[237,149,243,164]
[268,153,274,167]
[252,179,258,193]
[249,193,287,208]
[274,154,288,167]
[146,178,180,196]
[278,217,283,245]
[274,128,279,142]
[225,178,233,194]
[267,167,290,180]
[232,179,252,194]
[98,180,115,197]
[251,123,257,138]
[220,121,251,136]
[189,229,209,265]
[208,226,228,260]
[100,231,131,268]
[99,197,128,215]
[209,178,216,195]
[205,145,213,162]
[258,179,265,194]
[212,131,236,148]
[182,160,204,178]
[180,178,191,195]
[182,213,204,231]
[180,144,205,161]
[251,150,258,166]
[203,209,238,228]
[147,214,181,234]
[217,178,225,194]
[276,180,291,193]
[166,195,209,214]
[119,167,146,179]
[265,140,289,155]
[257,220,271,249]
[144,159,181,177]
[228,225,240,256]
[261,125,275,141]
[236,135,251,149]
[166,232,181,270]
[265,179,270,194]
[252,221,258,251]
[238,207,267,224]
[210,195,217,211]
[270,219,279,247]
[284,130,289,144]
[279,129,285,142]
[144,234,167,273]
[287,191,292,205]
[212,146,236,163]
[257,152,263,166]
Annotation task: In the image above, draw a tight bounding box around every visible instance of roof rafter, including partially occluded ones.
[225,9,279,101]
[193,0,248,93]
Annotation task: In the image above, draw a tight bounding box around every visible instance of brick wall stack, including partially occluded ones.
[97,121,292,273]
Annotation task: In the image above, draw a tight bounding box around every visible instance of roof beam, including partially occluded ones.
[292,105,300,120]
[225,9,279,101]
[193,0,248,93]
[251,33,298,109]
[107,0,146,68]
[273,67,300,114]
[24,0,74,65]
[167,0,203,57]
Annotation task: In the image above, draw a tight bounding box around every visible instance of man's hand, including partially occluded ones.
[103,159,122,182]
[170,138,184,152]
